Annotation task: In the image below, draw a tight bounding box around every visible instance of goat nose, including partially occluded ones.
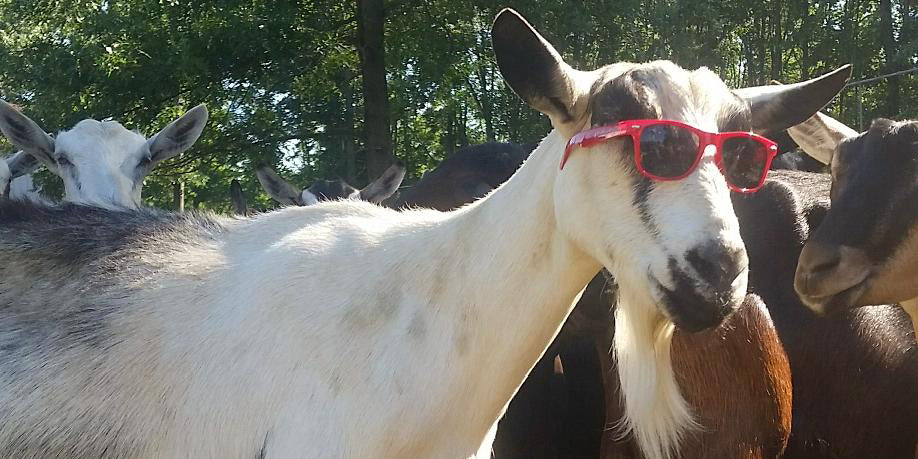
[795,241,842,295]
[687,241,748,292]
[797,241,841,277]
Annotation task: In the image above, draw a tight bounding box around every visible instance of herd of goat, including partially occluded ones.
[0,8,915,459]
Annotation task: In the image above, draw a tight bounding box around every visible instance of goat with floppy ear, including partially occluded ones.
[732,168,918,459]
[789,110,918,337]
[0,101,209,209]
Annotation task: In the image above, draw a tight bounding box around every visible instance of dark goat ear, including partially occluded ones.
[0,100,56,170]
[147,104,209,163]
[6,150,42,178]
[230,179,248,215]
[256,166,305,206]
[734,65,851,134]
[492,9,578,122]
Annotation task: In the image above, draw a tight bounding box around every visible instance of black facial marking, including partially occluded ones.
[658,257,732,332]
[632,178,660,238]
[685,242,746,293]
[718,96,753,133]
[590,69,667,237]
[590,69,661,126]
[56,154,72,168]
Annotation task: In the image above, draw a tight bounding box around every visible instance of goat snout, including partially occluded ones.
[657,241,749,333]
[795,242,872,312]
[687,241,749,295]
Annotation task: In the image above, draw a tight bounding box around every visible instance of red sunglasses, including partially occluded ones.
[561,119,778,193]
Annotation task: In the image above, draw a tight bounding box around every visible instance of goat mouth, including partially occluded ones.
[650,272,742,333]
[798,278,871,314]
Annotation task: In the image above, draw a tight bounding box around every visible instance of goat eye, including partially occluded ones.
[56,156,72,167]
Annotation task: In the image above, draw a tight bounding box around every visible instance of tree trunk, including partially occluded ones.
[799,0,811,79]
[459,103,469,147]
[357,0,394,181]
[479,65,495,142]
[341,74,358,184]
[173,181,184,212]
[444,104,456,156]
[878,0,900,116]
[770,0,784,80]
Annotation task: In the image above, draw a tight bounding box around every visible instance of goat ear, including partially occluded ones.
[786,111,859,166]
[255,166,305,206]
[734,65,851,135]
[6,150,42,178]
[147,104,209,163]
[229,179,248,215]
[300,189,319,205]
[359,160,406,204]
[0,159,9,198]
[0,100,56,169]
[492,9,579,122]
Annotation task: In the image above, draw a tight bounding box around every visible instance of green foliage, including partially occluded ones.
[0,0,913,211]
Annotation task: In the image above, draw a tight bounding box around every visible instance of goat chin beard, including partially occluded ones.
[613,290,698,459]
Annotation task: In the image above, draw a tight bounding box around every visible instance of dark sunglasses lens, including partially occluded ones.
[721,137,769,189]
[638,124,700,178]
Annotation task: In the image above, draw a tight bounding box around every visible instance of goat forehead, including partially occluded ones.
[588,61,741,130]
[839,121,918,169]
[56,119,146,167]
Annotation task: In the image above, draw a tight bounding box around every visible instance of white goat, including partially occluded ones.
[0,102,209,209]
[0,9,848,459]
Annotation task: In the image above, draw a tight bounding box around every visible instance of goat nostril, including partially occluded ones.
[808,257,839,274]
[686,242,747,290]
[800,243,842,275]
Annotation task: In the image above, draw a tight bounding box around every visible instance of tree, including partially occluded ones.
[0,0,911,211]
[357,0,394,180]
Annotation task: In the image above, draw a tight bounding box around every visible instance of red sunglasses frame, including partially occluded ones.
[561,119,779,193]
